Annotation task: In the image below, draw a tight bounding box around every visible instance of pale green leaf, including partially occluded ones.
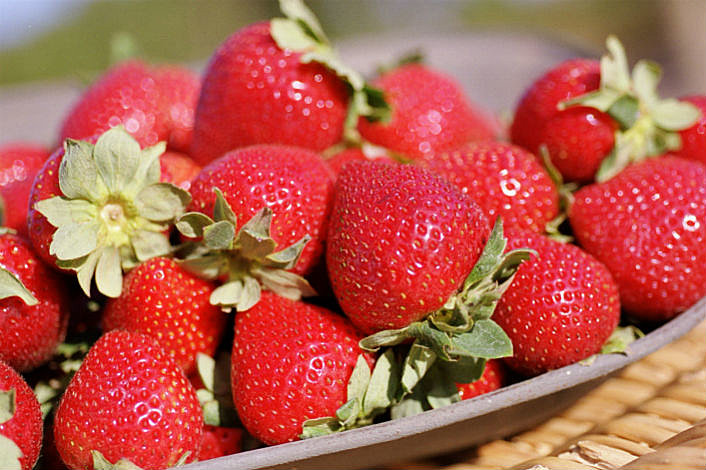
[196,352,216,392]
[0,389,15,423]
[92,451,144,470]
[135,182,191,222]
[464,217,506,289]
[441,356,486,385]
[390,385,427,420]
[237,276,262,311]
[270,18,321,52]
[202,400,222,427]
[0,267,38,306]
[49,222,100,260]
[652,99,702,131]
[600,325,644,355]
[0,435,22,470]
[401,343,436,394]
[632,60,662,108]
[256,267,316,300]
[264,235,310,269]
[203,221,235,250]
[74,250,101,297]
[300,417,341,439]
[33,197,97,228]
[279,0,328,43]
[363,349,399,415]
[425,365,461,410]
[347,355,372,403]
[335,397,360,427]
[608,94,640,129]
[212,188,237,226]
[131,230,171,262]
[238,229,277,261]
[59,138,105,201]
[94,246,123,298]
[240,207,272,238]
[559,88,622,112]
[601,35,631,92]
[93,126,142,194]
[177,254,224,280]
[209,280,243,309]
[120,141,165,198]
[449,319,513,359]
[359,326,412,351]
[176,212,214,238]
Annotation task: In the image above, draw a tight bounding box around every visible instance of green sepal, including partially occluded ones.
[424,363,461,410]
[600,325,644,355]
[0,435,22,470]
[175,212,214,238]
[0,389,15,424]
[92,451,145,470]
[390,381,427,419]
[210,277,261,313]
[447,320,513,359]
[134,182,191,222]
[400,342,436,394]
[0,266,38,306]
[194,353,239,427]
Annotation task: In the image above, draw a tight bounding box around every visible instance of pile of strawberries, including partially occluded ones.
[1,1,705,469]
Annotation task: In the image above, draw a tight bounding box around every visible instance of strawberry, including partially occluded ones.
[0,360,43,470]
[198,425,243,461]
[493,229,621,376]
[231,291,370,445]
[187,144,334,276]
[672,95,706,165]
[0,143,49,236]
[0,231,69,371]
[59,60,200,152]
[326,146,396,179]
[456,359,506,400]
[417,141,559,233]
[27,127,190,298]
[159,150,201,191]
[326,161,490,334]
[102,257,226,375]
[357,63,495,161]
[53,330,204,469]
[569,156,706,322]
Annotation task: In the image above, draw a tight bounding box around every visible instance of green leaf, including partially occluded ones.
[559,89,622,112]
[94,245,123,298]
[400,343,436,394]
[92,126,143,194]
[255,267,316,300]
[463,218,506,290]
[632,60,661,108]
[59,138,106,201]
[278,0,328,44]
[49,221,100,260]
[74,250,101,296]
[178,254,224,280]
[176,212,215,238]
[449,319,513,359]
[0,435,22,470]
[212,188,238,226]
[335,397,361,427]
[270,18,321,52]
[238,229,277,262]
[608,94,640,129]
[359,326,412,351]
[652,99,702,131]
[601,35,631,92]
[390,385,427,420]
[239,276,262,311]
[362,349,399,415]
[300,416,341,439]
[135,183,191,222]
[203,221,236,251]
[347,355,372,403]
[0,389,15,423]
[0,267,38,306]
[131,230,171,262]
[600,325,644,355]
[425,365,461,410]
[92,451,144,470]
[196,353,216,392]
[264,235,310,269]
[209,280,243,309]
[440,356,486,385]
[33,197,97,228]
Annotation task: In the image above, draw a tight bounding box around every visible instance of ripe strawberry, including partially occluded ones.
[0,360,43,470]
[493,229,620,376]
[102,257,226,375]
[510,58,601,157]
[53,330,204,469]
[357,63,496,161]
[417,141,559,233]
[27,127,190,298]
[0,144,49,236]
[231,291,369,445]
[569,156,706,322]
[159,150,201,191]
[326,146,396,179]
[59,60,200,151]
[198,426,243,461]
[672,95,706,165]
[190,21,349,165]
[0,231,68,371]
[327,161,490,335]
[456,359,506,400]
[188,144,334,276]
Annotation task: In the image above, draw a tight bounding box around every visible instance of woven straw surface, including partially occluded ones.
[383,318,706,470]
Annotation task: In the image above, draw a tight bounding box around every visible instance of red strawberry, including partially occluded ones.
[326,146,396,179]
[198,425,243,461]
[510,59,601,156]
[357,63,495,161]
[27,128,190,298]
[327,161,490,335]
[102,257,226,375]
[59,60,199,152]
[231,291,369,445]
[190,21,349,166]
[493,229,620,376]
[418,141,559,233]
[53,330,204,469]
[188,144,334,276]
[159,150,201,191]
[0,231,68,371]
[0,144,49,236]
[0,360,43,470]
[456,359,506,400]
[569,156,706,322]
[672,95,706,165]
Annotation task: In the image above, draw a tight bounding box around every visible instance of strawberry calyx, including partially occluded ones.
[194,353,239,427]
[0,265,38,306]
[538,145,576,243]
[0,390,22,470]
[33,127,191,298]
[270,0,391,141]
[176,188,316,312]
[91,450,192,470]
[559,36,701,182]
[580,325,644,366]
[301,350,399,439]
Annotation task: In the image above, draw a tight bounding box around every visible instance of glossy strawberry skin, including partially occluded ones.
[159,151,201,191]
[673,95,706,165]
[231,291,369,445]
[456,359,506,400]
[0,233,68,371]
[197,426,243,461]
[102,257,225,375]
[190,21,349,166]
[0,144,49,236]
[570,156,706,321]
[154,65,201,153]
[511,59,601,154]
[418,141,559,232]
[0,360,43,470]
[357,64,495,161]
[53,330,204,470]
[188,144,335,275]
[493,229,620,377]
[327,161,490,334]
